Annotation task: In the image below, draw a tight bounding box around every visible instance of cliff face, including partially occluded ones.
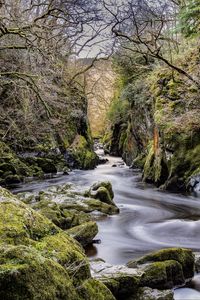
[105,45,200,192]
[86,61,116,138]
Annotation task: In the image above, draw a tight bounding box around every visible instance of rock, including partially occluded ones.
[140,260,185,289]
[98,157,109,165]
[34,157,57,174]
[194,253,200,272]
[189,174,200,193]
[63,166,70,175]
[135,287,174,300]
[112,164,117,167]
[69,135,98,170]
[0,186,114,299]
[66,221,98,247]
[78,278,116,300]
[34,231,91,286]
[0,245,78,300]
[90,181,114,199]
[127,248,195,280]
[89,181,116,207]
[90,260,141,299]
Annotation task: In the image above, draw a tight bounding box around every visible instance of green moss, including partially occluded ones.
[100,273,140,299]
[0,199,59,246]
[66,221,98,246]
[0,245,78,300]
[128,248,194,279]
[34,231,90,286]
[70,135,97,170]
[84,199,119,215]
[140,260,184,290]
[78,278,116,300]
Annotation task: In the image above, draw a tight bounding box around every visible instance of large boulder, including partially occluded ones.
[91,260,141,299]
[139,260,184,289]
[0,245,78,300]
[0,187,114,299]
[88,181,116,207]
[127,248,195,280]
[78,278,116,300]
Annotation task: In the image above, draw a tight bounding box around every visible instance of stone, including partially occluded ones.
[66,221,98,247]
[135,287,174,300]
[140,260,185,289]
[90,260,141,299]
[127,248,195,280]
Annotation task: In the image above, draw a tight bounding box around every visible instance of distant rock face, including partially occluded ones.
[86,61,116,137]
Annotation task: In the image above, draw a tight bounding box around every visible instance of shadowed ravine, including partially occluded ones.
[12,153,200,299]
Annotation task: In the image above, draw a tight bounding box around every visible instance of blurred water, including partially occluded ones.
[12,154,200,298]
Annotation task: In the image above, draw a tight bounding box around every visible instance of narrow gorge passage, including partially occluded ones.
[12,151,200,299]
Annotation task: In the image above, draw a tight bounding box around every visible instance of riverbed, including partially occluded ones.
[12,154,200,299]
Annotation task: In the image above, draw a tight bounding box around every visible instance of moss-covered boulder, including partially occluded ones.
[66,221,98,247]
[88,181,117,207]
[0,245,78,300]
[91,260,140,299]
[0,187,115,299]
[127,248,195,280]
[0,142,33,185]
[90,181,114,199]
[34,231,91,286]
[32,199,91,230]
[140,260,184,289]
[78,278,116,300]
[70,135,98,170]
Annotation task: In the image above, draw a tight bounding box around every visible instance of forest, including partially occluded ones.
[0,0,200,299]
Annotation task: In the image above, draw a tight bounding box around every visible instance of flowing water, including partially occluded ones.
[12,153,200,299]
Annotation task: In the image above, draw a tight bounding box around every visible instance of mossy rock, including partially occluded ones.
[84,198,119,215]
[34,231,91,286]
[140,260,184,290]
[78,278,116,300]
[70,135,98,170]
[89,181,116,207]
[32,200,91,230]
[0,245,78,300]
[128,248,195,280]
[66,221,98,246]
[90,181,114,199]
[0,195,59,245]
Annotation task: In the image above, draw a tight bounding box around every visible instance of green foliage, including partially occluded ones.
[179,0,200,36]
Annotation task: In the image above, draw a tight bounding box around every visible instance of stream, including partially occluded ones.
[12,152,200,299]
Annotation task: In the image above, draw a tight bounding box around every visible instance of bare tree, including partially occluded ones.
[102,0,200,88]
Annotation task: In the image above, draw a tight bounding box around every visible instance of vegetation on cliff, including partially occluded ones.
[104,0,200,192]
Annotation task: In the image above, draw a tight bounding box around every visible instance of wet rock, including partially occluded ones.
[127,248,195,280]
[90,260,141,299]
[189,174,200,193]
[140,260,185,289]
[135,287,174,300]
[89,181,116,207]
[0,186,115,299]
[90,181,114,199]
[66,221,98,246]
[0,245,78,300]
[77,278,116,300]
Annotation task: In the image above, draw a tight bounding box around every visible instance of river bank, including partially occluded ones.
[9,152,200,299]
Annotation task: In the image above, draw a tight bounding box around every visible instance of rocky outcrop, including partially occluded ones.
[18,181,119,247]
[0,186,116,300]
[91,248,195,300]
